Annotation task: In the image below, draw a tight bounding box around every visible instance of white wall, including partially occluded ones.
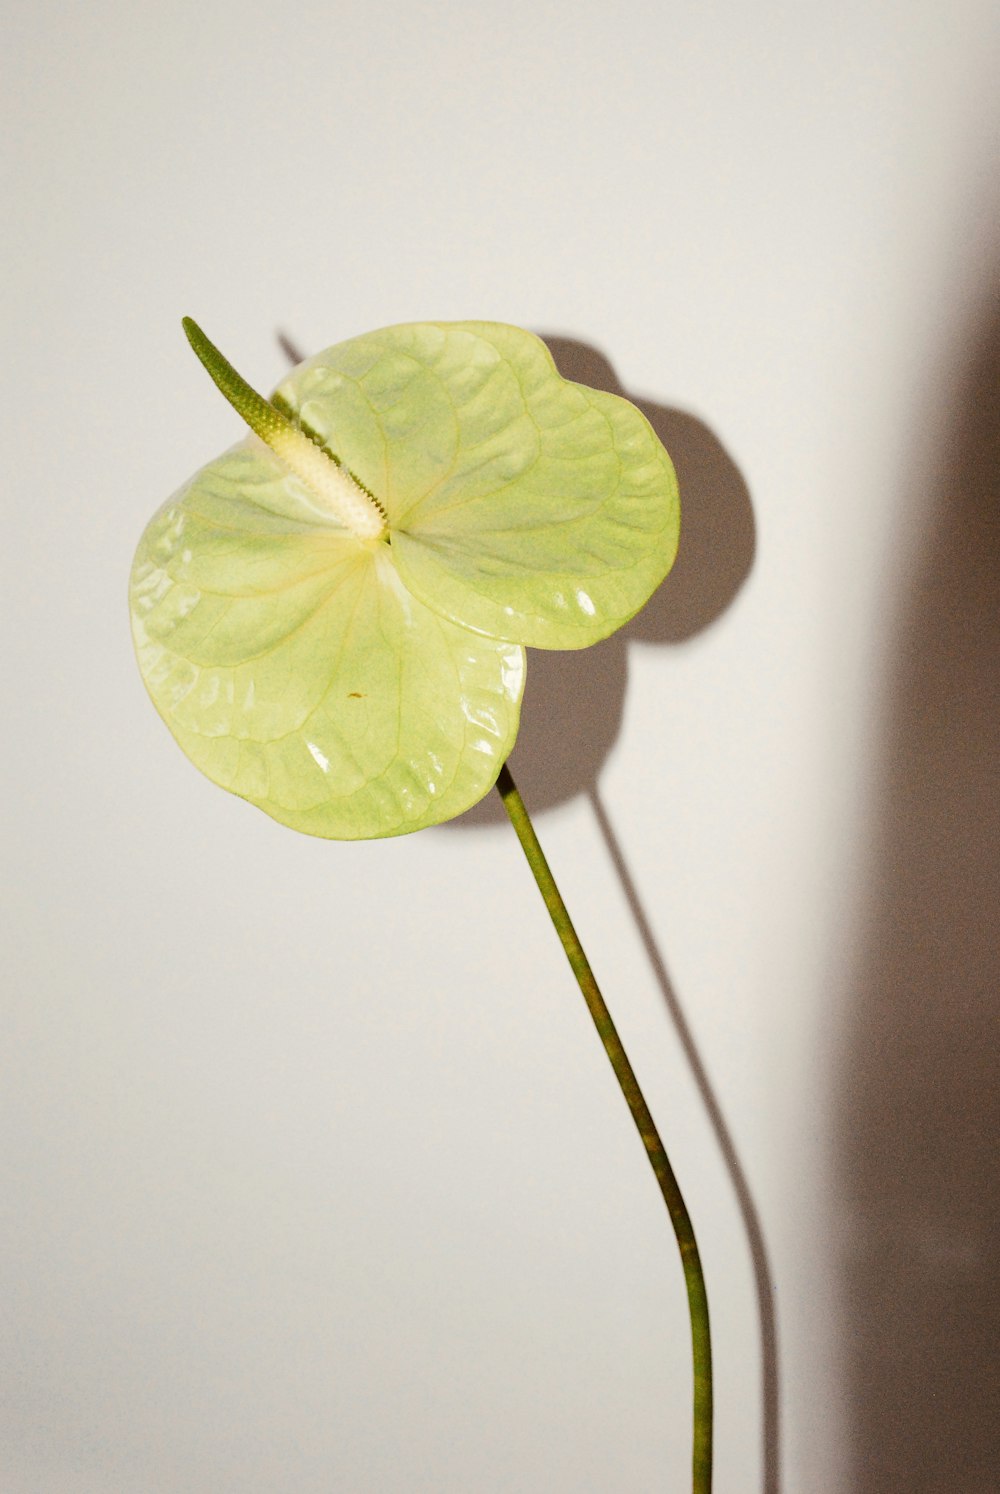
[4,3,997,1490]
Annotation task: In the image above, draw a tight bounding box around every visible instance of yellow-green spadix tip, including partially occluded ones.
[180,317,387,541]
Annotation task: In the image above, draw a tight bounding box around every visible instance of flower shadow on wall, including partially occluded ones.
[449,336,757,823]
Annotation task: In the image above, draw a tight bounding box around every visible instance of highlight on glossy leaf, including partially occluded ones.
[130,319,679,838]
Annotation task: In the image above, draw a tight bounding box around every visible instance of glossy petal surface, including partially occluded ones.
[130,445,524,839]
[273,322,680,648]
[132,319,678,838]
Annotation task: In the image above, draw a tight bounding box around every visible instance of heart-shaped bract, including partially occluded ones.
[130,320,679,838]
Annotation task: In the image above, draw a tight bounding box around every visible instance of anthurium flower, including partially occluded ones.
[130,320,679,838]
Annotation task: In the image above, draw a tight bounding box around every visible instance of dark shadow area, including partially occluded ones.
[278,327,777,1491]
[454,334,756,822]
[276,331,305,369]
[836,280,1000,1491]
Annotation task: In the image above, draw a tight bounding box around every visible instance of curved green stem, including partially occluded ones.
[495,764,712,1493]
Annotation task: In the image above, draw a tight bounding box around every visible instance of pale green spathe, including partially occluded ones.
[131,321,679,838]
[273,322,680,648]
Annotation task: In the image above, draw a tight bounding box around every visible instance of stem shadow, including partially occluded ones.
[589,785,780,1494]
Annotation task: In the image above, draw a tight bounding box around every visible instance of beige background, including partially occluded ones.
[4,2,998,1490]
